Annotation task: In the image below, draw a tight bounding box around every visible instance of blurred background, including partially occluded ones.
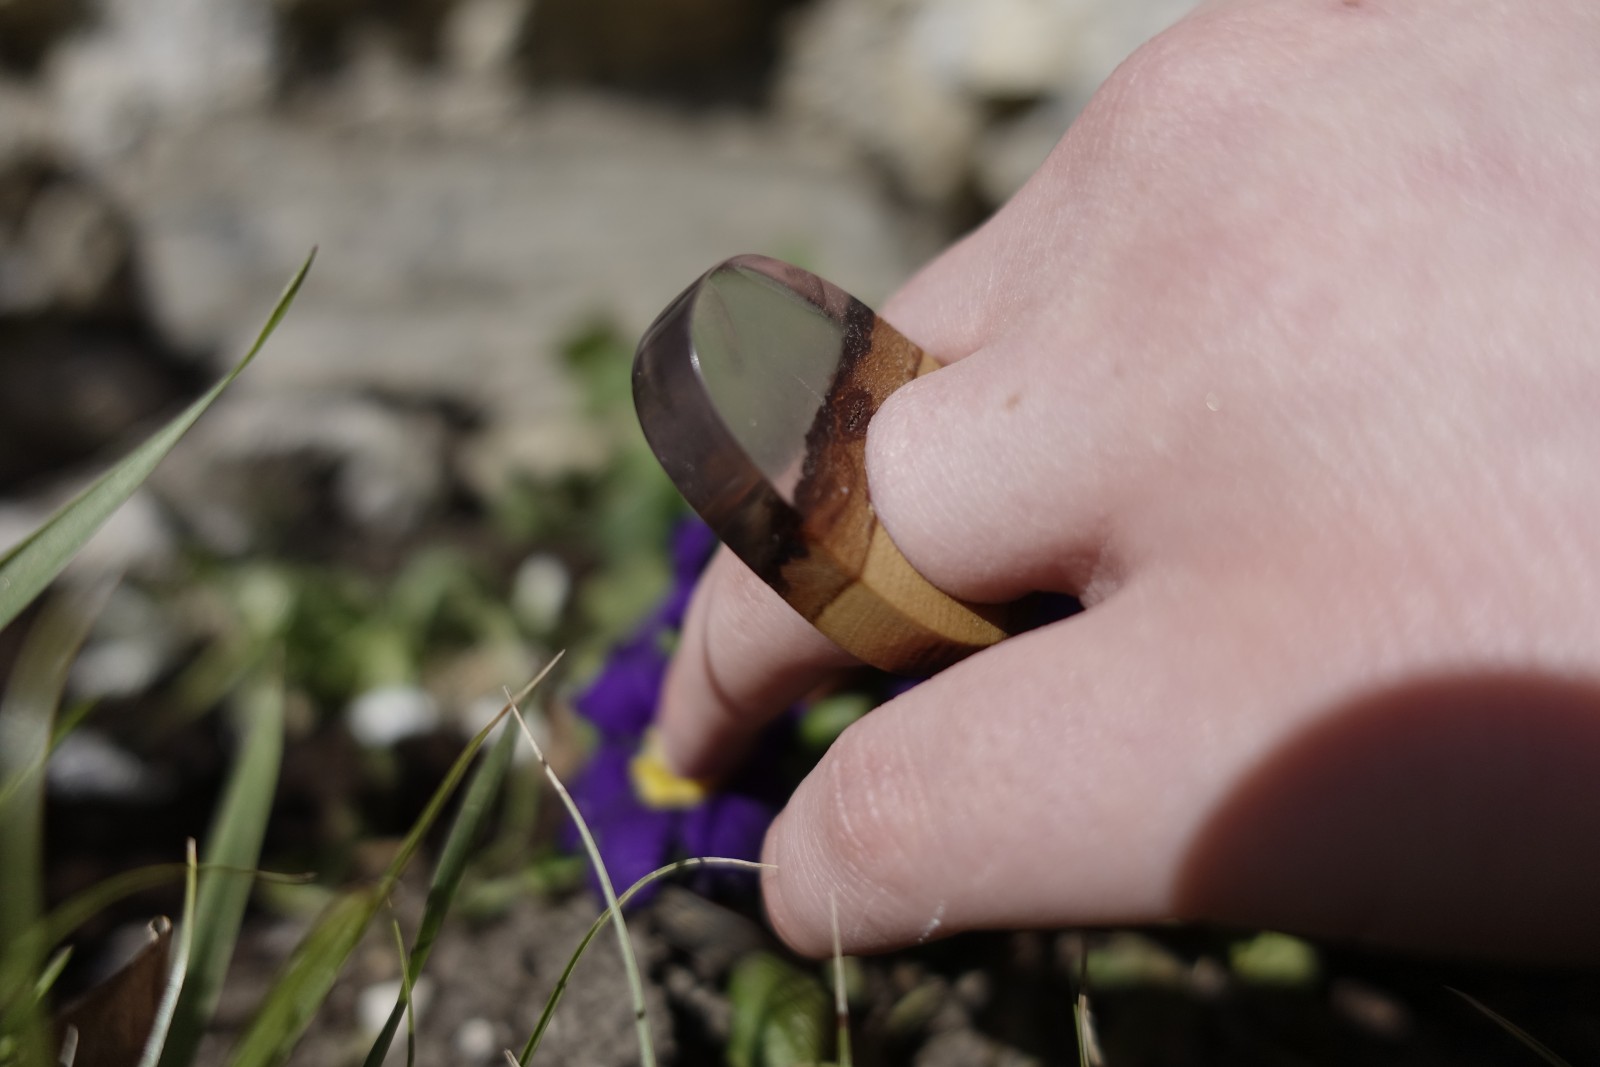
[0,0,1195,557]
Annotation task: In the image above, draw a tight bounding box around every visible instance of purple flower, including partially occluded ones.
[655,517,719,630]
[566,517,776,901]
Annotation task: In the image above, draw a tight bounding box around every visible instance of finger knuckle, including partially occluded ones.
[1084,6,1337,164]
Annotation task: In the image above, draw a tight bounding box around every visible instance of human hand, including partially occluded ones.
[658,0,1600,961]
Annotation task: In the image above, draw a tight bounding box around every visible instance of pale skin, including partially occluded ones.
[658,0,1600,961]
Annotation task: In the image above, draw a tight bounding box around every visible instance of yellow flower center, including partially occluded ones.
[628,729,709,810]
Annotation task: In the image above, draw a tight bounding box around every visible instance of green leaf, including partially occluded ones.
[136,842,200,1067]
[159,670,287,1067]
[1228,931,1319,986]
[0,583,114,1067]
[388,922,417,1067]
[0,251,313,634]
[360,720,518,1067]
[726,952,831,1067]
[31,948,71,1005]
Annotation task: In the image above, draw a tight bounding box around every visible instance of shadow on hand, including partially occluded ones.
[1174,672,1600,962]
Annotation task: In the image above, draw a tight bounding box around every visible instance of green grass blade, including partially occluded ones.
[32,948,72,1005]
[506,688,656,1067]
[1073,992,1091,1067]
[0,583,114,1067]
[0,251,313,634]
[158,669,287,1067]
[515,857,769,1066]
[830,897,850,1067]
[1073,939,1091,1067]
[225,669,552,1067]
[222,888,379,1067]
[726,952,830,1067]
[392,924,417,1067]
[136,841,200,1067]
[360,721,518,1067]
[1451,988,1574,1067]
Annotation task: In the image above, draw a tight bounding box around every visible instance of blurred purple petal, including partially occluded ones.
[594,805,679,897]
[564,516,779,904]
[679,792,774,862]
[657,517,717,629]
[670,517,717,583]
[566,743,633,817]
[574,633,667,738]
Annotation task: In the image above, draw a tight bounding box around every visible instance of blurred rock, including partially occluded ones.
[0,139,201,495]
[0,316,202,491]
[47,0,275,162]
[916,1028,1040,1067]
[451,1017,498,1063]
[779,0,1200,208]
[354,975,433,1038]
[68,585,182,699]
[441,0,525,77]
[1330,978,1412,1041]
[152,391,449,554]
[0,157,137,316]
[48,728,171,802]
[277,0,457,72]
[0,0,86,73]
[509,552,570,636]
[779,0,980,206]
[520,0,797,103]
[0,76,52,158]
[102,95,916,481]
[348,684,441,747]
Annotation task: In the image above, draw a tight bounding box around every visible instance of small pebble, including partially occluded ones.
[355,976,432,1037]
[511,553,570,636]
[47,729,168,802]
[453,1016,499,1062]
[347,685,441,747]
[1331,978,1410,1040]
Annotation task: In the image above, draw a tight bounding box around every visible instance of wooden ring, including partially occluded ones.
[633,254,1016,675]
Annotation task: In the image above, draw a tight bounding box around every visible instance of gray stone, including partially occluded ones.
[779,0,982,206]
[103,95,917,434]
[0,0,85,72]
[778,0,1201,207]
[47,728,171,802]
[151,391,449,552]
[520,0,790,101]
[46,0,275,162]
[0,157,134,315]
[0,77,52,159]
[347,684,442,748]
[68,584,181,699]
[441,0,527,77]
[915,1028,1042,1067]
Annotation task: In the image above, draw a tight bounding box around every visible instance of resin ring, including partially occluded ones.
[632,254,1016,675]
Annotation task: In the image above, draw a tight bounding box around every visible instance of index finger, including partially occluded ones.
[656,546,857,779]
